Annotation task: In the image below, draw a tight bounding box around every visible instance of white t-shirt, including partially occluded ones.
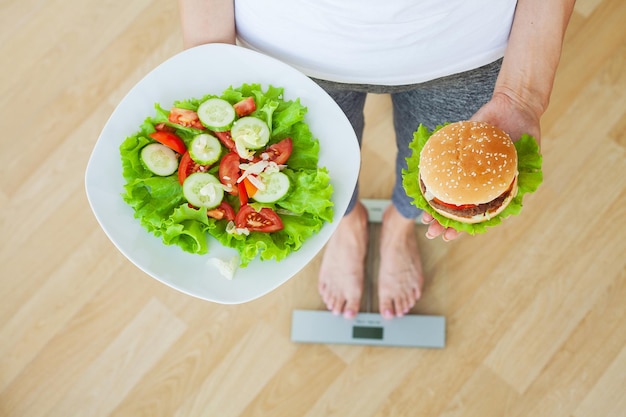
[235,0,517,85]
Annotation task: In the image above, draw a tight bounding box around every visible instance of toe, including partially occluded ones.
[331,297,346,316]
[379,296,395,319]
[343,297,360,319]
[395,297,409,317]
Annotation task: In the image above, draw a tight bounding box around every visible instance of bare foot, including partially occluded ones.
[378,205,424,319]
[318,202,368,319]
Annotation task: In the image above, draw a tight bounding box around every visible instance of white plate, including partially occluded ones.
[85,43,360,304]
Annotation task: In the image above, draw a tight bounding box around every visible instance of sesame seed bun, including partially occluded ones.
[419,121,518,223]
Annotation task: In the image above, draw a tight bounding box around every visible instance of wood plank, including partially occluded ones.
[0,262,161,417]
[509,267,626,417]
[239,345,347,416]
[171,322,297,417]
[46,298,186,417]
[574,342,626,417]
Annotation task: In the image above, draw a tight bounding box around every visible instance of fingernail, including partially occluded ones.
[425,231,436,240]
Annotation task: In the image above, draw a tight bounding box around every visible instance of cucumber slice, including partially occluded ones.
[189,133,222,165]
[197,98,236,131]
[251,171,290,203]
[231,117,270,150]
[140,143,179,176]
[183,172,224,209]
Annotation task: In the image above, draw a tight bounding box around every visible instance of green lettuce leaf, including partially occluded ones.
[402,124,542,234]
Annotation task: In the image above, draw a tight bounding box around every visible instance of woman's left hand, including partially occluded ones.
[421,91,542,242]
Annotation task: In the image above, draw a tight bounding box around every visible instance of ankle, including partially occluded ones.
[382,205,416,233]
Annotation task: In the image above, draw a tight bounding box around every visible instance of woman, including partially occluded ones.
[178,0,575,319]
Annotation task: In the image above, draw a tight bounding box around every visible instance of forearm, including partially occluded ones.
[495,0,575,118]
[178,0,235,49]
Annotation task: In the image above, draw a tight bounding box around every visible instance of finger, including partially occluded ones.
[443,228,463,242]
[421,212,434,224]
[426,221,446,239]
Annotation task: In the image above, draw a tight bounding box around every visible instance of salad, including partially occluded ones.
[120,84,334,267]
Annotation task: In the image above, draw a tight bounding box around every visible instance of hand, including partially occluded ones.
[470,91,542,144]
[419,91,541,242]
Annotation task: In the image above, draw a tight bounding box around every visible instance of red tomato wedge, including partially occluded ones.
[149,131,187,154]
[237,181,248,206]
[213,130,236,152]
[207,201,236,221]
[233,97,256,117]
[178,152,193,184]
[235,205,283,233]
[154,123,176,133]
[178,151,211,184]
[219,152,241,195]
[168,107,205,129]
[264,138,293,165]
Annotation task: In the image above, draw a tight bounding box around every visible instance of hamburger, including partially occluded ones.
[418,121,518,224]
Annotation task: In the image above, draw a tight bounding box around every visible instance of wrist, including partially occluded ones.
[492,79,550,121]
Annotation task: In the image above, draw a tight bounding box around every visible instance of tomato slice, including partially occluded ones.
[432,198,477,210]
[154,123,175,133]
[178,151,211,184]
[235,205,283,233]
[264,137,293,165]
[178,152,193,184]
[237,181,248,206]
[168,107,205,129]
[149,131,187,154]
[213,130,236,152]
[219,152,241,195]
[233,97,256,117]
[207,201,235,221]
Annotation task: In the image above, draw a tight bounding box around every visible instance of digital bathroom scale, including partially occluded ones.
[291,199,446,348]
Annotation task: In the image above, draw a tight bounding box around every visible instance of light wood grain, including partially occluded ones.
[1,1,625,416]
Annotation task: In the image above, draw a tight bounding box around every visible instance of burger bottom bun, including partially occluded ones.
[429,180,518,224]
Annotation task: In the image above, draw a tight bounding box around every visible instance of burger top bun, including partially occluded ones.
[419,121,518,206]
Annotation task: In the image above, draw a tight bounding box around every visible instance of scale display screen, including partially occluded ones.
[352,326,384,340]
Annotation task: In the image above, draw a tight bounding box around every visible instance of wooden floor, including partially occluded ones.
[1,1,625,416]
